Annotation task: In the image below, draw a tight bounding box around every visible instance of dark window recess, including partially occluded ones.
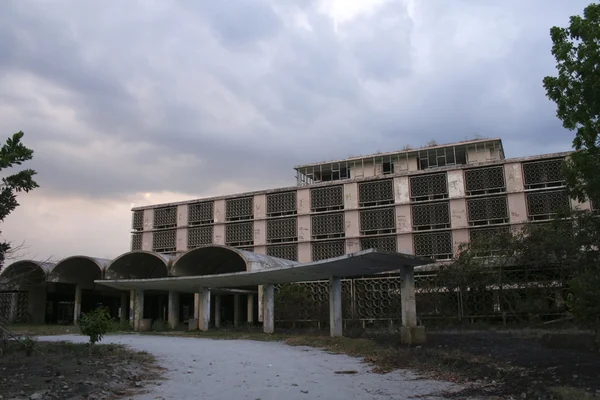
[311,212,345,240]
[413,231,453,260]
[267,217,298,243]
[467,196,509,226]
[359,207,396,235]
[226,197,254,221]
[522,158,566,189]
[152,229,176,253]
[358,180,394,207]
[411,202,451,230]
[310,186,344,212]
[225,222,254,247]
[153,207,177,229]
[311,240,345,261]
[266,191,297,217]
[267,244,299,261]
[360,236,397,253]
[188,202,214,226]
[409,173,448,202]
[132,211,144,231]
[464,166,506,196]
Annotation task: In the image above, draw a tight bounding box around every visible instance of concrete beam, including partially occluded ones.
[262,284,274,334]
[73,285,82,324]
[168,291,180,329]
[329,276,342,337]
[198,287,211,331]
[247,294,254,324]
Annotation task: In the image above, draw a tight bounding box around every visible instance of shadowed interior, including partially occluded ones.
[49,257,103,286]
[106,252,169,280]
[0,261,48,289]
[173,246,247,276]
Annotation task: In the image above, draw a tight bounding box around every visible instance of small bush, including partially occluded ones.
[78,307,112,356]
[20,336,37,356]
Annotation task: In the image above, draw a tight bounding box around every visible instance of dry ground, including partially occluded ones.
[0,336,161,400]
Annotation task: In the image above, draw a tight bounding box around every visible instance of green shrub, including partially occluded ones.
[78,306,112,356]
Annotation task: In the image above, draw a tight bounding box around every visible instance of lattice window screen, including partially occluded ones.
[359,207,396,235]
[188,226,214,249]
[311,212,345,239]
[464,166,506,195]
[311,240,346,261]
[152,229,176,252]
[153,207,177,229]
[225,222,254,246]
[413,231,453,260]
[526,190,570,220]
[267,191,297,217]
[522,158,565,189]
[409,173,448,201]
[132,211,144,231]
[267,217,298,243]
[469,226,511,255]
[189,202,214,225]
[310,186,344,212]
[360,235,397,252]
[226,197,254,221]
[411,202,450,230]
[131,233,142,251]
[267,244,299,261]
[358,179,394,207]
[467,196,509,226]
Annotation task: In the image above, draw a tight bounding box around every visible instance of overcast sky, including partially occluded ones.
[0,0,589,263]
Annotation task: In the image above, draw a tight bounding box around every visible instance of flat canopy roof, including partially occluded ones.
[96,250,431,293]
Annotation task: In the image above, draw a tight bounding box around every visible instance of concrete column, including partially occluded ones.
[400,266,425,344]
[134,289,145,332]
[27,286,46,325]
[214,295,222,328]
[73,285,82,324]
[129,289,135,328]
[9,292,19,322]
[194,292,200,320]
[198,287,211,331]
[329,276,343,337]
[168,291,180,329]
[262,284,274,334]
[120,292,128,323]
[233,294,240,328]
[247,294,255,324]
[258,285,264,322]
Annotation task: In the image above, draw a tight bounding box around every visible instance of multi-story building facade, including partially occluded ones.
[130,138,589,263]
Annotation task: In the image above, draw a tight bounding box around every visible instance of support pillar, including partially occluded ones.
[73,285,82,324]
[258,285,264,322]
[262,284,274,334]
[233,294,240,327]
[400,266,425,344]
[329,276,342,337]
[247,294,254,324]
[8,292,19,323]
[120,292,128,323]
[134,289,145,332]
[168,291,180,329]
[198,287,211,331]
[129,289,135,328]
[214,295,222,328]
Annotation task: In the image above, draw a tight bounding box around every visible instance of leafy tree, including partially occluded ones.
[78,306,113,356]
[543,3,600,204]
[0,131,38,270]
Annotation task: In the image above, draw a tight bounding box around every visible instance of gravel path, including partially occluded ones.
[39,334,459,400]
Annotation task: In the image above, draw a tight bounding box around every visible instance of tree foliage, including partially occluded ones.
[0,131,38,269]
[543,3,600,204]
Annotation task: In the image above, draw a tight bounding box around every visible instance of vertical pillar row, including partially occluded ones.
[134,289,145,332]
[247,294,255,324]
[400,266,426,344]
[129,289,136,328]
[198,287,211,332]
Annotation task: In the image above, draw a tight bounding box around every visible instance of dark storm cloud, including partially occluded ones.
[0,0,591,202]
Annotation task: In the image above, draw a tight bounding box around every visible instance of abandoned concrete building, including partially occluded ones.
[0,137,587,338]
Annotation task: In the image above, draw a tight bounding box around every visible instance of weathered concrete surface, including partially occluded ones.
[38,334,458,400]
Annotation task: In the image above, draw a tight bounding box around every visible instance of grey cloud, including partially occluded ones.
[0,0,592,206]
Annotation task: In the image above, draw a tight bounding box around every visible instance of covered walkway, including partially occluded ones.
[98,248,430,343]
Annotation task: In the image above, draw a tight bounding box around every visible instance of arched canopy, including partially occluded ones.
[106,251,171,280]
[0,260,54,289]
[172,245,298,276]
[49,256,108,287]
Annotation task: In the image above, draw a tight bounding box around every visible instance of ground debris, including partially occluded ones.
[0,341,161,400]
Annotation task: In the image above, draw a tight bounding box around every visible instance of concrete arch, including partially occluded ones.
[0,260,54,288]
[172,245,298,276]
[106,251,172,280]
[49,256,108,288]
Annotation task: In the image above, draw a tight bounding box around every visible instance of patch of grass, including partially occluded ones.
[550,386,597,400]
